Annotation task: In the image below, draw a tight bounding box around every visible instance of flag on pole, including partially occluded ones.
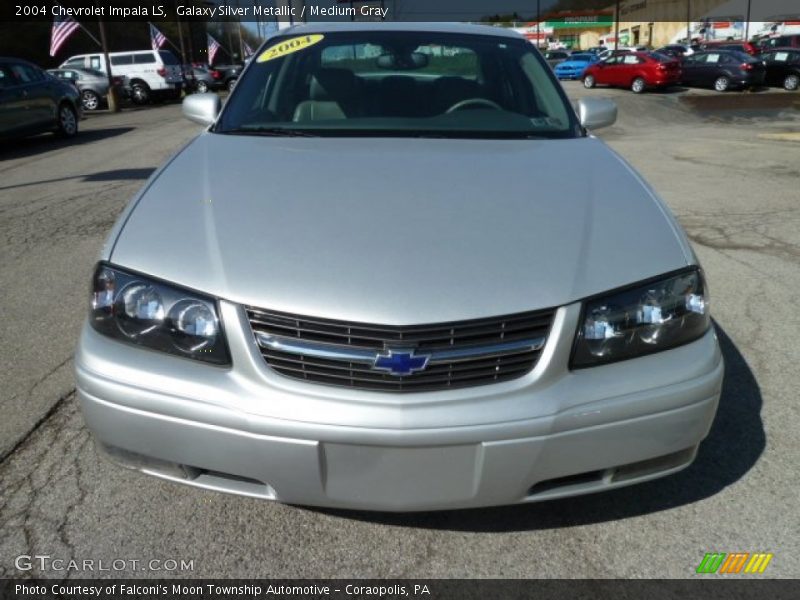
[149,23,167,51]
[49,14,80,57]
[207,34,221,65]
[243,41,254,57]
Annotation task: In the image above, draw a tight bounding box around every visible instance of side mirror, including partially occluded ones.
[183,93,221,127]
[575,97,617,130]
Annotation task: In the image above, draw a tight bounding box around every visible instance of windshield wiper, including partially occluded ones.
[218,127,556,140]
[219,127,319,137]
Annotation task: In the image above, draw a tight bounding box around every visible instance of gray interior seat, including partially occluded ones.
[293,68,358,122]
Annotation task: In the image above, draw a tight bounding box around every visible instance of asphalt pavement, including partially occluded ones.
[1,87,799,578]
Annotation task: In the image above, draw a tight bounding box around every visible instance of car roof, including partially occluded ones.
[0,56,36,64]
[51,66,96,72]
[695,48,740,53]
[63,50,159,57]
[280,21,523,39]
[695,48,752,59]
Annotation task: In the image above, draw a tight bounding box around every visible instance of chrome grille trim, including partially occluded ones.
[256,332,545,365]
[246,306,556,393]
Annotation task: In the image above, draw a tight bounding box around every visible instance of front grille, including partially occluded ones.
[246,306,556,393]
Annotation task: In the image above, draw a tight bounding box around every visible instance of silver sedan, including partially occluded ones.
[75,23,723,511]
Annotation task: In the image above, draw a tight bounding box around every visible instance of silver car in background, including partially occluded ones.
[47,67,128,111]
[76,23,723,511]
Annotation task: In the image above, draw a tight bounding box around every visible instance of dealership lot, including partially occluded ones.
[1,87,799,577]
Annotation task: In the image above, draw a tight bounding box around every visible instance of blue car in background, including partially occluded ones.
[554,53,601,80]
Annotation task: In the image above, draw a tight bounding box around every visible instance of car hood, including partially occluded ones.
[110,133,692,324]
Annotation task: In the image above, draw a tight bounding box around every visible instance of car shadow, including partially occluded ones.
[0,167,156,192]
[310,323,764,532]
[651,85,691,94]
[0,127,134,161]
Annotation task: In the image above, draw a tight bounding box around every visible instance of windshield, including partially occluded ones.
[217,30,580,139]
[570,54,593,62]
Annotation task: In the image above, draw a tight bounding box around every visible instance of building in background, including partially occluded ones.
[612,0,729,48]
[514,11,614,49]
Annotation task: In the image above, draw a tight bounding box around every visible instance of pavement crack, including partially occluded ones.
[0,388,75,466]
[7,356,72,405]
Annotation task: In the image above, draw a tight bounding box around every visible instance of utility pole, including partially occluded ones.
[236,0,244,58]
[744,0,752,41]
[226,24,235,62]
[95,4,119,112]
[174,0,187,66]
[614,0,620,52]
[687,0,691,46]
[536,0,540,48]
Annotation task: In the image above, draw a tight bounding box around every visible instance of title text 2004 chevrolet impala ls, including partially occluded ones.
[76,23,723,511]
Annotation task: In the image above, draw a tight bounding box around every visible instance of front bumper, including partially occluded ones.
[75,301,723,511]
[555,69,586,80]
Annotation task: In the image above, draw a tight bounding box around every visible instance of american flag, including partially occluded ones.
[207,34,221,65]
[49,14,80,57]
[243,41,254,57]
[150,23,167,51]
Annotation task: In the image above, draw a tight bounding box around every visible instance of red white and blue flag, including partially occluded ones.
[150,23,167,51]
[49,14,80,57]
[243,41,254,57]
[207,34,221,65]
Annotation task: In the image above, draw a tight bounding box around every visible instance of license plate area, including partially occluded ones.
[322,443,481,509]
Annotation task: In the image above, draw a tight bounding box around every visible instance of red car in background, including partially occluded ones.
[583,52,682,93]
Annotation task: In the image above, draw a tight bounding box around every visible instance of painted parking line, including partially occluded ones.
[757,132,800,142]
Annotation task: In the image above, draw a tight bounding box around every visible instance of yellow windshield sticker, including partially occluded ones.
[258,34,325,63]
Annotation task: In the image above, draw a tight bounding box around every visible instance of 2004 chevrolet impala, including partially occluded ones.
[76,23,723,511]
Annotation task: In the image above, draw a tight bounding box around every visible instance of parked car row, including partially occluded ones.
[60,49,183,105]
[544,45,644,70]
[580,48,799,93]
[183,63,242,94]
[0,47,246,142]
[56,50,245,107]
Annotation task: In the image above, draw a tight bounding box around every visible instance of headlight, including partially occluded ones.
[89,263,230,365]
[571,268,710,368]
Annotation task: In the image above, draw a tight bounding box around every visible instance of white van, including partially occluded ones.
[60,50,183,104]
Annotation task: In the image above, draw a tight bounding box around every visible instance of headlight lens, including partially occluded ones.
[89,264,230,365]
[571,268,710,368]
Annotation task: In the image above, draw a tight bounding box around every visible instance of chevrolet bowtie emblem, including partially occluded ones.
[373,348,430,376]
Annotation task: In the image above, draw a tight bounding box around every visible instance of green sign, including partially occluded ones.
[547,15,613,30]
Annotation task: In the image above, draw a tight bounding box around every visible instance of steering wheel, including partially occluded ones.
[445,98,503,114]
